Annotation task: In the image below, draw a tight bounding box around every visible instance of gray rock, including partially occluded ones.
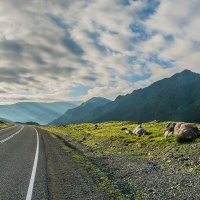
[164,122,200,141]
[133,125,147,136]
[125,130,133,134]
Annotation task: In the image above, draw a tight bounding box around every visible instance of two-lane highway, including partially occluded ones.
[0,125,110,200]
[0,125,48,200]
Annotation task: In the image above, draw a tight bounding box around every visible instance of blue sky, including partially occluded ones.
[0,0,200,104]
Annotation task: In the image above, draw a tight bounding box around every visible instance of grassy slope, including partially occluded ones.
[41,121,200,173]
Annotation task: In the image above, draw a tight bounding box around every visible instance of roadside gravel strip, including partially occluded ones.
[39,128,111,200]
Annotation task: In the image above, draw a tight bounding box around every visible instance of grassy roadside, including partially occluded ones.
[41,122,200,163]
[41,122,200,173]
[0,122,10,129]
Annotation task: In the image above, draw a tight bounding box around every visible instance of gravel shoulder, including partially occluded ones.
[40,129,111,200]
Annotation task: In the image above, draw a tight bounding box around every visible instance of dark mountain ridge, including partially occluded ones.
[51,69,200,125]
[50,97,111,125]
[92,70,200,123]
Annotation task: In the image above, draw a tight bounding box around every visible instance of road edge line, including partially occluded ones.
[26,128,40,200]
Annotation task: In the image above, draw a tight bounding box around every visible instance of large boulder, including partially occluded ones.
[164,122,200,142]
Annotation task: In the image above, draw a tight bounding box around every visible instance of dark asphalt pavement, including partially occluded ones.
[0,125,48,200]
[0,125,109,200]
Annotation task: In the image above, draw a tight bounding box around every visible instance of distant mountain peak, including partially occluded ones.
[170,69,200,80]
[181,69,193,73]
[177,69,197,76]
[86,97,111,104]
[50,97,111,125]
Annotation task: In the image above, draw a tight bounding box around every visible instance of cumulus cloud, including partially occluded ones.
[0,0,199,103]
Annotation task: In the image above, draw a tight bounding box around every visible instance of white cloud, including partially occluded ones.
[146,0,200,37]
[100,33,132,52]
[0,0,200,104]
[137,0,200,81]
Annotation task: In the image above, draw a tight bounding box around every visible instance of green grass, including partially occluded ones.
[0,122,10,129]
[41,121,200,174]
[42,122,199,155]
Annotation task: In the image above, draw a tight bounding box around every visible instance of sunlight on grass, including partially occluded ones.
[41,121,200,158]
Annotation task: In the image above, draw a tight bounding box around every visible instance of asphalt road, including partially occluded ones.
[0,125,48,200]
[0,125,109,200]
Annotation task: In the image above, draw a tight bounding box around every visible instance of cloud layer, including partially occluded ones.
[0,0,200,103]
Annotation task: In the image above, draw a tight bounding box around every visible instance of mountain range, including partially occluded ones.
[51,70,200,125]
[0,102,80,125]
[50,97,111,125]
[1,70,199,125]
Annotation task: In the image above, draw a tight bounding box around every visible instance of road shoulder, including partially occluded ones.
[40,129,112,200]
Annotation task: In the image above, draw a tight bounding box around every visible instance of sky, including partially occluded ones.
[0,0,200,104]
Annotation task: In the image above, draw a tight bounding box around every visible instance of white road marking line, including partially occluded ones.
[26,128,39,200]
[0,125,24,144]
[0,124,16,133]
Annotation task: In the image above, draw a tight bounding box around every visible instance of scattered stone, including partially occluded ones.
[149,120,160,123]
[133,125,148,136]
[178,156,189,162]
[125,130,133,134]
[148,188,155,193]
